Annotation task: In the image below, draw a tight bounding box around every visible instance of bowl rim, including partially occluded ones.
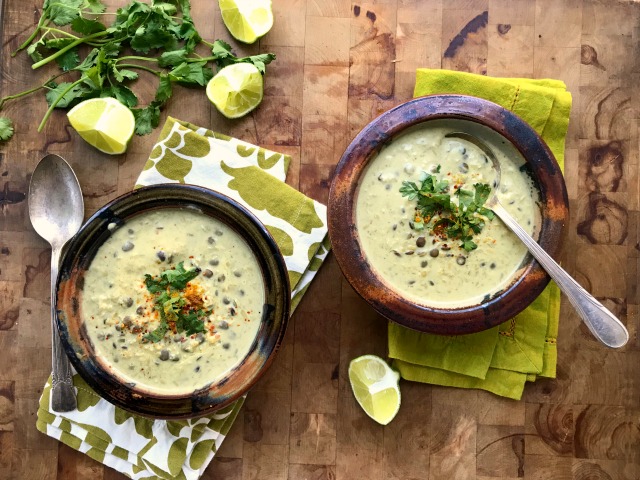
[328,94,569,335]
[56,184,291,418]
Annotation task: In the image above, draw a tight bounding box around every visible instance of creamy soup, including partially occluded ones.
[82,208,265,394]
[356,120,540,308]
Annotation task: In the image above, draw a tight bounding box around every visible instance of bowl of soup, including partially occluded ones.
[56,184,290,418]
[328,95,568,335]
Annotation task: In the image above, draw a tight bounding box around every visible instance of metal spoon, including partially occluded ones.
[29,154,84,411]
[445,132,629,348]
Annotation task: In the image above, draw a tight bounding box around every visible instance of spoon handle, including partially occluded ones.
[491,202,629,348]
[50,247,77,412]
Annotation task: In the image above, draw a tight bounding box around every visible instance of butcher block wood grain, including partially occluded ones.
[1,0,639,478]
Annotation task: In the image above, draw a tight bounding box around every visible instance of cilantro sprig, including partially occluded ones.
[400,170,495,252]
[0,0,276,138]
[0,118,14,142]
[143,261,209,342]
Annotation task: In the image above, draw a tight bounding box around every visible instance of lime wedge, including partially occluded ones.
[67,97,135,155]
[219,0,273,44]
[348,355,401,425]
[206,63,264,119]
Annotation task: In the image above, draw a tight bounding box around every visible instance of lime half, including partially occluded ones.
[219,0,273,44]
[348,355,401,425]
[206,63,264,119]
[67,97,135,155]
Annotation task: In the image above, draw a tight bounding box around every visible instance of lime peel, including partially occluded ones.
[348,355,401,425]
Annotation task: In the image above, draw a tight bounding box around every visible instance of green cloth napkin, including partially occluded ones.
[388,69,571,400]
[36,117,330,479]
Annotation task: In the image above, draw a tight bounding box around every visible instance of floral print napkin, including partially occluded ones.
[36,117,330,479]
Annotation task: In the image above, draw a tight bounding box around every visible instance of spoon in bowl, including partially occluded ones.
[445,132,629,348]
[29,154,84,411]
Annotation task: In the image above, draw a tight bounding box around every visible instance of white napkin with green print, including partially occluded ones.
[36,117,330,479]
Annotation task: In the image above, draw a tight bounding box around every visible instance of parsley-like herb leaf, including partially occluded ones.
[400,173,494,252]
[0,117,14,141]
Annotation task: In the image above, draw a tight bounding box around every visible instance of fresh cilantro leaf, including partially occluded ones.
[0,118,14,141]
[43,37,75,50]
[130,16,178,53]
[461,238,477,252]
[45,81,91,108]
[155,74,173,103]
[71,17,106,35]
[55,47,80,71]
[132,102,161,136]
[112,67,139,83]
[48,0,84,26]
[144,321,168,342]
[455,188,474,208]
[168,61,213,86]
[161,262,200,289]
[84,0,106,14]
[26,37,47,63]
[158,48,188,67]
[102,84,138,108]
[245,53,276,75]
[474,183,492,206]
[152,2,178,15]
[401,172,494,253]
[179,311,206,335]
[399,181,419,200]
[210,39,275,74]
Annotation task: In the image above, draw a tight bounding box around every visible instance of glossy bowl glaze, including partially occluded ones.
[56,184,290,418]
[328,94,568,335]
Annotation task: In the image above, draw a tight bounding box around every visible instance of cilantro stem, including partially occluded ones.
[44,27,81,39]
[31,30,110,69]
[13,12,49,56]
[37,77,83,132]
[118,56,159,63]
[0,72,67,110]
[116,63,162,76]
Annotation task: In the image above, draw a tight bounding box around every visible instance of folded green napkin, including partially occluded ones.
[37,117,330,479]
[388,69,571,400]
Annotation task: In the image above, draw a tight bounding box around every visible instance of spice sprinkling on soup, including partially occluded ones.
[356,120,540,308]
[81,208,265,394]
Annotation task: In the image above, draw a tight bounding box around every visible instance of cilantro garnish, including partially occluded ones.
[400,172,495,252]
[0,117,14,142]
[143,262,209,342]
[0,0,277,139]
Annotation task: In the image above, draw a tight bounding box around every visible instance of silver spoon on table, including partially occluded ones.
[446,132,629,349]
[29,154,84,411]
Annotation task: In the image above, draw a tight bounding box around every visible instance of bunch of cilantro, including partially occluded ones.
[0,0,275,142]
[399,172,495,252]
[143,262,210,343]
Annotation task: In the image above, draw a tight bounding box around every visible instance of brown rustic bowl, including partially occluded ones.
[56,184,290,418]
[328,94,568,335]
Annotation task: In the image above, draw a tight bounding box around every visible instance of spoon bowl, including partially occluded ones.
[29,154,85,411]
[446,132,629,348]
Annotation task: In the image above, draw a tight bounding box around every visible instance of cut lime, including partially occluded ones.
[348,355,401,425]
[67,97,135,155]
[219,0,273,44]
[206,63,264,119]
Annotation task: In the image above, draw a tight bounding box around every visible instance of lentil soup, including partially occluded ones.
[355,120,541,308]
[81,207,265,395]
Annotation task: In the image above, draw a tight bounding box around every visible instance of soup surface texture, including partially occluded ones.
[82,208,265,394]
[356,120,540,308]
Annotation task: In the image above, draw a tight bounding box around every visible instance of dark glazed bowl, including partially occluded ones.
[328,94,569,335]
[56,184,290,418]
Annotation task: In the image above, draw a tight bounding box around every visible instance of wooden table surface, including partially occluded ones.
[1,0,640,478]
